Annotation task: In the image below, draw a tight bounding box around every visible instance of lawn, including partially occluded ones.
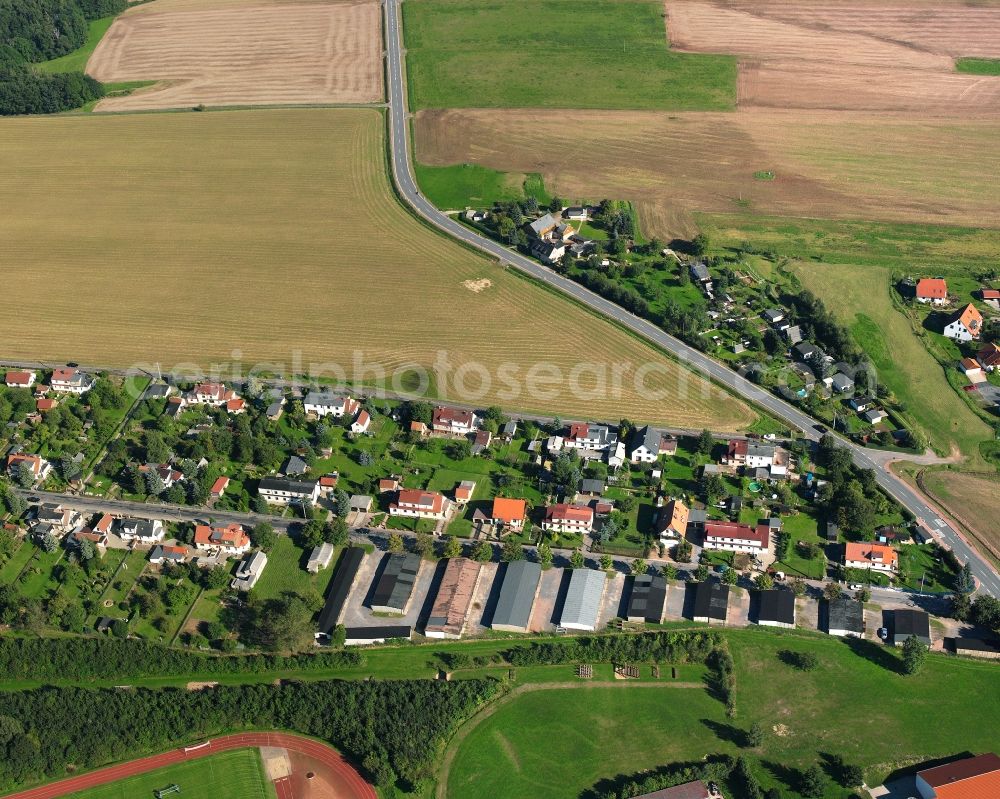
[403,0,736,111]
[0,108,752,429]
[896,543,956,593]
[0,540,37,585]
[956,57,1000,75]
[36,17,115,74]
[413,163,549,210]
[446,629,1000,799]
[65,748,276,799]
[251,536,336,602]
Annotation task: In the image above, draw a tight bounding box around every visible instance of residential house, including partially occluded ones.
[210,476,229,500]
[350,409,371,434]
[257,477,320,506]
[703,521,769,554]
[563,422,616,452]
[191,382,239,406]
[762,308,785,325]
[36,398,57,413]
[318,473,339,495]
[915,752,1000,799]
[490,497,527,532]
[471,429,492,454]
[5,370,35,389]
[531,240,566,264]
[454,480,476,503]
[34,503,78,532]
[542,503,594,534]
[281,455,309,476]
[389,488,452,520]
[501,420,518,440]
[526,213,559,239]
[978,342,1000,371]
[562,206,594,221]
[831,372,854,393]
[862,408,888,425]
[655,499,689,544]
[849,396,876,413]
[792,341,827,364]
[432,406,478,435]
[231,551,268,592]
[689,263,711,283]
[118,518,166,544]
[193,523,250,557]
[726,439,775,470]
[915,278,948,305]
[303,391,359,419]
[892,608,931,646]
[757,589,795,628]
[138,463,183,489]
[409,420,429,436]
[7,453,52,484]
[50,368,94,394]
[628,426,674,463]
[149,544,187,565]
[307,541,335,574]
[943,303,983,342]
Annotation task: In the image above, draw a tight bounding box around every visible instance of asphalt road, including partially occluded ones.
[381,0,1000,597]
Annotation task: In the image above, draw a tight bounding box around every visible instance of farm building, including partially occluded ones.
[626,573,667,624]
[559,568,606,631]
[952,637,1000,660]
[424,558,481,639]
[690,580,730,624]
[915,752,1000,799]
[491,560,541,633]
[315,547,365,640]
[892,609,931,646]
[307,541,335,573]
[370,552,422,614]
[344,626,413,646]
[231,551,267,592]
[757,589,795,628]
[825,596,864,637]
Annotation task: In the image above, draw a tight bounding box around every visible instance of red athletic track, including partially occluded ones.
[0,732,376,799]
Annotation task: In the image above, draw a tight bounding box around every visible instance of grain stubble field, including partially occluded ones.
[87,0,383,111]
[0,109,753,428]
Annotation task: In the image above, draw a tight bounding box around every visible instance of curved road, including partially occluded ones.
[0,731,375,799]
[381,0,999,597]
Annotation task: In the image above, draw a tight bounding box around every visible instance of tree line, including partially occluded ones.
[503,631,722,667]
[0,677,504,792]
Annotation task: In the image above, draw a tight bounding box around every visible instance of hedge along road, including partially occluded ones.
[380,0,1000,598]
[0,732,376,799]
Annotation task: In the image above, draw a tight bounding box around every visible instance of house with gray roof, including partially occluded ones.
[831,373,855,393]
[491,560,541,633]
[689,262,711,283]
[527,213,558,239]
[370,552,421,614]
[307,541,335,574]
[257,476,319,506]
[825,595,864,637]
[281,455,308,476]
[626,574,667,624]
[231,550,267,592]
[762,308,785,325]
[784,324,803,344]
[559,568,606,631]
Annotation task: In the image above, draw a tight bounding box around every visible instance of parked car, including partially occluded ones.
[877,627,889,640]
[849,583,863,591]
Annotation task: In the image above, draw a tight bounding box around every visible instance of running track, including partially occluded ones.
[0,732,376,799]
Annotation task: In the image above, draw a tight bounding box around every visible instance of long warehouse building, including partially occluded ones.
[424,557,481,639]
[559,568,606,631]
[315,547,366,641]
[491,560,541,633]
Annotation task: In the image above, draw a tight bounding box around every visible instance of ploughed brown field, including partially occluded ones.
[667,0,1000,113]
[414,108,1000,236]
[88,0,383,111]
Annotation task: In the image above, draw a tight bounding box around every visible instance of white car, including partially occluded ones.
[850,583,863,591]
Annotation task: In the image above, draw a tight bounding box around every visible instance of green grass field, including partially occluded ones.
[65,749,276,799]
[447,629,1000,799]
[37,17,115,74]
[413,163,550,210]
[403,0,736,111]
[251,536,336,602]
[956,57,1000,75]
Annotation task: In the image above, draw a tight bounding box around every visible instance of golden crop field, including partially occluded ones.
[922,471,1000,563]
[0,108,754,428]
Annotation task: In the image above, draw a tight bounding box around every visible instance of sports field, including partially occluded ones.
[88,0,383,111]
[65,749,275,799]
[402,0,735,111]
[0,108,752,428]
[447,630,1000,799]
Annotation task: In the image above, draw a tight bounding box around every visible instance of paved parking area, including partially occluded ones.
[664,580,687,621]
[528,566,565,632]
[597,573,626,628]
[796,595,819,631]
[728,586,750,627]
[339,552,437,629]
[466,561,499,635]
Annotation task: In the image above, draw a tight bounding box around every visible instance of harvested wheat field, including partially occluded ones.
[0,108,753,428]
[921,471,1000,564]
[667,0,1000,113]
[414,108,1000,235]
[87,0,382,111]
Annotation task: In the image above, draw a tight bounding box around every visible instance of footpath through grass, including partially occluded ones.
[65,748,275,799]
[403,0,735,111]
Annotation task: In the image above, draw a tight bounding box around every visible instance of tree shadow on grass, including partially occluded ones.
[761,759,803,795]
[841,635,905,675]
[701,719,748,747]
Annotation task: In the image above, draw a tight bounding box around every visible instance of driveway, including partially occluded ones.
[338,552,437,629]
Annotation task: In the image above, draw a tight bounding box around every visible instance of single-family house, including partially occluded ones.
[378,477,400,493]
[351,409,372,434]
[892,608,931,646]
[231,550,267,592]
[36,398,57,413]
[628,426,673,463]
[257,477,320,506]
[531,240,565,263]
[793,341,827,363]
[50,368,94,394]
[7,453,52,484]
[831,372,854,393]
[501,420,518,440]
[303,391,359,419]
[471,428,492,454]
[943,303,983,342]
[915,752,1000,799]
[67,529,108,555]
[915,278,948,305]
[138,463,183,489]
[118,518,165,544]
[977,342,1000,371]
[432,406,478,435]
[690,263,711,283]
[542,503,594,534]
[193,523,250,557]
[35,503,78,531]
[655,499,689,543]
[307,542,335,574]
[454,480,476,503]
[849,396,876,412]
[210,476,229,500]
[564,422,616,452]
[862,408,888,425]
[149,544,187,565]
[191,382,239,406]
[757,589,795,628]
[5,370,35,389]
[409,420,429,436]
[844,542,898,574]
[490,497,527,532]
[389,488,452,520]
[703,521,769,554]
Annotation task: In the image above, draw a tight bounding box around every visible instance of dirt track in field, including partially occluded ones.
[667,0,1000,113]
[88,0,382,111]
[414,107,1000,235]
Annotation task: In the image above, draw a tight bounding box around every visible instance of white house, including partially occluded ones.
[703,521,769,554]
[138,463,183,489]
[542,503,594,534]
[50,368,95,394]
[118,518,166,544]
[628,426,673,464]
[432,406,478,435]
[191,382,240,406]
[304,391,359,419]
[389,489,452,520]
[351,409,371,434]
[231,551,267,592]
[5,370,36,389]
[7,453,52,485]
[915,278,948,306]
[257,477,320,506]
[943,304,983,342]
[844,542,897,574]
[563,422,616,452]
[193,523,250,557]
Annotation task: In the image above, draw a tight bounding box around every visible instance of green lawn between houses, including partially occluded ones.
[64,748,276,799]
[446,629,1000,799]
[403,0,736,111]
[250,536,337,603]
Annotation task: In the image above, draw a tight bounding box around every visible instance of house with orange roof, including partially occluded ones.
[542,503,594,534]
[655,499,689,544]
[191,382,239,407]
[490,497,527,532]
[389,489,452,520]
[916,752,1000,799]
[844,541,898,574]
[210,476,230,499]
[225,397,246,414]
[138,463,184,489]
[36,398,57,412]
[6,453,52,484]
[193,523,250,557]
[5,370,35,389]
[454,480,476,503]
[915,277,948,305]
[943,303,983,342]
[351,409,371,434]
[50,367,94,394]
